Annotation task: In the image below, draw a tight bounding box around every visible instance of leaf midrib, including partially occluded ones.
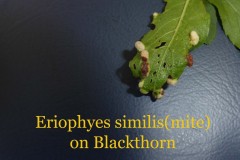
[154,0,190,90]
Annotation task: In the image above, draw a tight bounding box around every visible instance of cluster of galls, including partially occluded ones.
[134,30,199,99]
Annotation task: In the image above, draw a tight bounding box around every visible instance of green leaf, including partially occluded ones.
[208,0,240,48]
[129,0,210,99]
[204,0,217,44]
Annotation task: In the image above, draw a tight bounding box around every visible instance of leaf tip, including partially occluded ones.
[152,88,164,99]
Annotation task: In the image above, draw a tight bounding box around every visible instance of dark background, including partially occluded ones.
[0,0,240,160]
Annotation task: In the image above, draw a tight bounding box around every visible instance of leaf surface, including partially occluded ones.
[129,0,210,98]
[209,0,240,48]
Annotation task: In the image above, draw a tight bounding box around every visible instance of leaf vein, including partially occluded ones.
[153,0,190,89]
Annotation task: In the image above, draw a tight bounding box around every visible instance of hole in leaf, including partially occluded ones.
[133,64,136,69]
[158,54,160,57]
[149,24,155,30]
[163,62,166,68]
[155,42,167,49]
